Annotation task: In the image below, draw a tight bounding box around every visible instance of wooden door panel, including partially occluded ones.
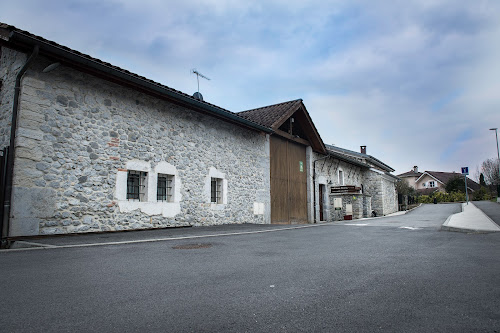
[270,136,308,224]
[287,140,307,223]
[271,179,289,223]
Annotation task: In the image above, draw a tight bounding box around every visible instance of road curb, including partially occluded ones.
[441,202,500,234]
[440,225,496,234]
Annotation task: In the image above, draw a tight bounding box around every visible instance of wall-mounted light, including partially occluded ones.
[42,62,60,73]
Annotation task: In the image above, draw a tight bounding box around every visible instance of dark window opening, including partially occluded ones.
[211,178,222,204]
[157,174,173,202]
[127,170,147,201]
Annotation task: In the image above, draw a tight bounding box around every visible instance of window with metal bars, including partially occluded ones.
[157,174,173,202]
[127,170,147,201]
[211,177,222,204]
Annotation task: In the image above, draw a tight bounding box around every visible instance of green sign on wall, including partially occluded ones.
[299,161,304,172]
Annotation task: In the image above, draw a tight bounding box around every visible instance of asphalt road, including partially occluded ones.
[474,200,500,227]
[1,204,499,332]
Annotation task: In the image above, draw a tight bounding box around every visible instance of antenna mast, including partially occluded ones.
[191,69,210,93]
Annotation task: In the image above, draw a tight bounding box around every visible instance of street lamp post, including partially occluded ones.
[490,128,500,202]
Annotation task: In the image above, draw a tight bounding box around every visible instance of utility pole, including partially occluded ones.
[490,128,500,202]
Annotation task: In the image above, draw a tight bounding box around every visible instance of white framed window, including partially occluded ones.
[338,169,344,185]
[428,181,435,188]
[127,170,147,201]
[116,160,181,218]
[205,167,227,206]
[211,178,223,204]
[157,174,174,202]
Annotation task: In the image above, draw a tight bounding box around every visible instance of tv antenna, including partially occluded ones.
[191,69,210,94]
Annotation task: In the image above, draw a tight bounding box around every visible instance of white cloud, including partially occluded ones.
[1,0,499,175]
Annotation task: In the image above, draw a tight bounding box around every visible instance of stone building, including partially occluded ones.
[0,23,398,240]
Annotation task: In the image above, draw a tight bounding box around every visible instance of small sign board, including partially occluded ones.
[330,186,361,194]
[461,167,469,175]
[299,161,304,172]
[334,198,342,210]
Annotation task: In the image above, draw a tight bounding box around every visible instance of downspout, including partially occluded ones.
[1,45,39,248]
[312,154,330,223]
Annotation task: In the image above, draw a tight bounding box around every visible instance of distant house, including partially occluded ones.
[397,168,480,194]
[397,166,422,189]
[415,171,480,193]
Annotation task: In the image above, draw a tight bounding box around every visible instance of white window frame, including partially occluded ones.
[211,178,223,204]
[428,181,435,188]
[127,170,148,201]
[205,167,227,207]
[338,168,344,185]
[116,160,181,218]
[157,173,174,202]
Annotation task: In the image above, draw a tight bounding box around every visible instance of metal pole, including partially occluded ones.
[491,128,500,201]
[464,174,469,205]
[495,129,500,180]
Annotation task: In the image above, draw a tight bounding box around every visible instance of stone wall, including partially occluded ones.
[329,194,368,221]
[363,169,397,216]
[0,47,27,148]
[8,51,270,236]
[362,169,383,216]
[382,177,398,215]
[312,152,365,222]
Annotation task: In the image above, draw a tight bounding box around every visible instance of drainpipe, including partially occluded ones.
[312,154,330,223]
[1,45,39,248]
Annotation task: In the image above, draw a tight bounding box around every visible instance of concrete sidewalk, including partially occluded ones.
[441,202,500,233]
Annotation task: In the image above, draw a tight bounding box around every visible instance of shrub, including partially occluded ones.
[472,186,492,201]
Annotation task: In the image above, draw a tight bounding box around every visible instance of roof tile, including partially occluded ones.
[237,99,303,128]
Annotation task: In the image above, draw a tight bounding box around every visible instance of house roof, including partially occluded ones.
[416,171,481,191]
[238,99,304,129]
[238,99,327,154]
[417,188,440,195]
[325,144,395,173]
[397,170,422,178]
[326,151,371,169]
[0,22,272,134]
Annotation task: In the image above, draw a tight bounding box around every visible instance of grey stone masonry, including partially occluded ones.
[0,47,27,148]
[312,152,366,222]
[363,169,397,216]
[6,50,271,236]
[329,193,370,221]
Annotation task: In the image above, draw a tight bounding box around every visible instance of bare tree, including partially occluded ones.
[480,158,500,185]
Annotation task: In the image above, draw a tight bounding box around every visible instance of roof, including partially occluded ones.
[417,188,440,195]
[238,99,304,129]
[0,22,272,134]
[326,151,370,169]
[238,99,327,154]
[397,170,423,178]
[325,144,395,173]
[416,171,481,191]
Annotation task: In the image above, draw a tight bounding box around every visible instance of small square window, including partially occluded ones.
[127,171,147,201]
[157,174,174,202]
[211,178,222,204]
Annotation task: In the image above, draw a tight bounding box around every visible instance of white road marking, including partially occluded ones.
[399,227,422,230]
[344,223,369,226]
[1,223,329,252]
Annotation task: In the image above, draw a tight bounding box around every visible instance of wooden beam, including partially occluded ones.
[274,129,310,147]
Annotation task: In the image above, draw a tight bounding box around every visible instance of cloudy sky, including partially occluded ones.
[2,0,499,177]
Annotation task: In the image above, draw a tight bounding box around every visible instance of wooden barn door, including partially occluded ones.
[270,136,307,224]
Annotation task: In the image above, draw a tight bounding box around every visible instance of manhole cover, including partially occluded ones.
[172,243,212,250]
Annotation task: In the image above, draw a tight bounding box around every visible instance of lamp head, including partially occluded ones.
[490,128,498,131]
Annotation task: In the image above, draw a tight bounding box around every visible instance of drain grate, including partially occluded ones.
[172,243,213,250]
